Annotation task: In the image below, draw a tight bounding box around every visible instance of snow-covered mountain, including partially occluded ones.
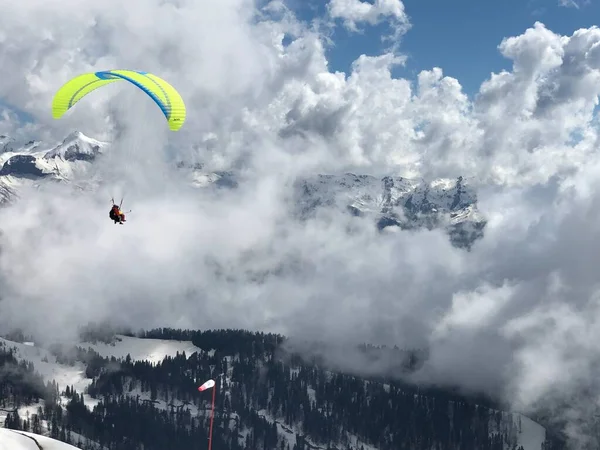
[294,173,485,248]
[0,131,486,248]
[0,131,106,204]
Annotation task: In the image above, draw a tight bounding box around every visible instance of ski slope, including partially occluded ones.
[516,415,546,450]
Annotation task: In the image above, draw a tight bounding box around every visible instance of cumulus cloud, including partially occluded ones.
[327,0,411,40]
[1,0,600,446]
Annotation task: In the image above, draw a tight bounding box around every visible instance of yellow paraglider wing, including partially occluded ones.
[51,70,186,131]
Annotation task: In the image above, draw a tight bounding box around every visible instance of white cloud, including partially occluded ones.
[327,0,411,47]
[328,0,409,28]
[1,1,600,446]
[559,0,591,8]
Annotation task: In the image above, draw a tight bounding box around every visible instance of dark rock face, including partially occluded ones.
[0,155,48,177]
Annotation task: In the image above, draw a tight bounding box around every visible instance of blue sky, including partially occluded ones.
[290,0,600,98]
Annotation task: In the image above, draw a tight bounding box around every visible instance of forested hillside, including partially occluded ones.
[1,328,565,450]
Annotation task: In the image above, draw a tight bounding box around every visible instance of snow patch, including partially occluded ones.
[516,413,546,450]
[79,334,201,364]
[0,338,93,400]
[0,429,82,450]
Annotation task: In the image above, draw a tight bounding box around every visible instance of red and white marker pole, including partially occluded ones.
[198,379,216,450]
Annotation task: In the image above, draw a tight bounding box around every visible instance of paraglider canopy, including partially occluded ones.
[51,69,186,131]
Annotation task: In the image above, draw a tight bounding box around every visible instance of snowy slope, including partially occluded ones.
[0,335,204,449]
[0,335,204,447]
[0,335,202,414]
[79,334,202,365]
[0,429,82,449]
[0,339,92,395]
[484,408,546,450]
[0,338,98,414]
[517,415,546,450]
[0,335,201,388]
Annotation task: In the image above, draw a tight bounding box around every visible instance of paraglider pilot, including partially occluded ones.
[109,204,126,224]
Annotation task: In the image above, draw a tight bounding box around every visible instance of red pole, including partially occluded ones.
[208,381,216,450]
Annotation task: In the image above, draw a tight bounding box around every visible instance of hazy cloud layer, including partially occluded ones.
[1,0,600,446]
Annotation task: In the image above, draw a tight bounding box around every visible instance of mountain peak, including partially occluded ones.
[44,131,106,162]
[62,130,105,145]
